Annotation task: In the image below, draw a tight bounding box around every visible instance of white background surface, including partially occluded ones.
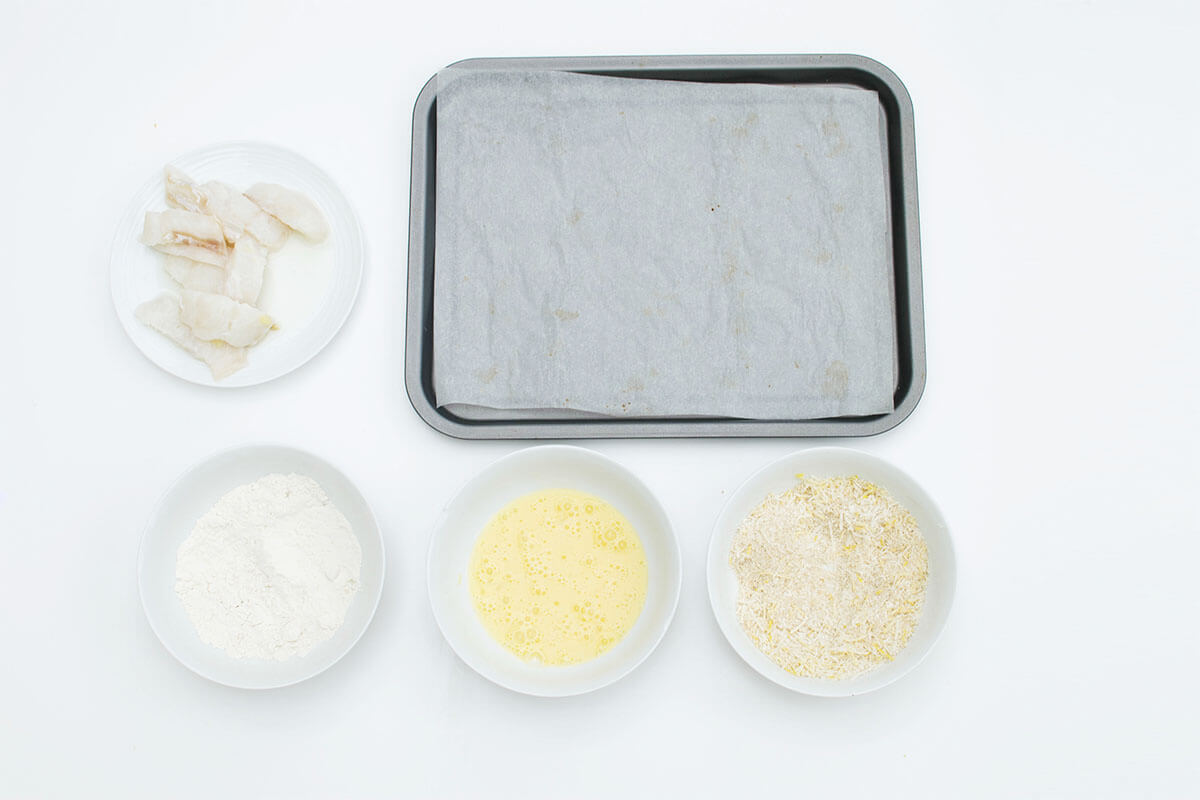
[1,1,1197,797]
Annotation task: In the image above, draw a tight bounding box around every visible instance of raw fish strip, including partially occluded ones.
[245,183,329,242]
[222,238,267,305]
[135,293,247,380]
[164,166,290,251]
[140,210,228,267]
[164,165,205,213]
[200,181,291,251]
[179,290,275,347]
[163,255,226,294]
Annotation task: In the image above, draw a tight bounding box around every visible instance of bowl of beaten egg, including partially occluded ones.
[428,445,682,696]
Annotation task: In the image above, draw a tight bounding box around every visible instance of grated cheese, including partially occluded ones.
[730,474,928,680]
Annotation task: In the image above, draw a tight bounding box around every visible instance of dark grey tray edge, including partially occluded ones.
[405,54,926,440]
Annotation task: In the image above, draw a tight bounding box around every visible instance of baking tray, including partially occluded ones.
[406,54,925,439]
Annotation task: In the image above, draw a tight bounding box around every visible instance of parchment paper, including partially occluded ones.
[433,69,896,419]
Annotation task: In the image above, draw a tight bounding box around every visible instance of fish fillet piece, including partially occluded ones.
[245,183,329,242]
[164,165,290,250]
[135,293,248,380]
[164,165,205,213]
[223,238,268,305]
[179,290,275,347]
[163,255,227,294]
[201,181,291,251]
[140,209,228,267]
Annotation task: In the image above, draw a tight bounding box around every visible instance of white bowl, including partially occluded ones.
[428,445,682,697]
[111,141,364,387]
[138,444,385,689]
[707,447,955,696]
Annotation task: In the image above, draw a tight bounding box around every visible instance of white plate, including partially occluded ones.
[111,141,364,387]
[428,445,682,697]
[138,444,385,689]
[707,447,956,696]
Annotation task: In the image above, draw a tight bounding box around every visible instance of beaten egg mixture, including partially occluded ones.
[469,489,647,665]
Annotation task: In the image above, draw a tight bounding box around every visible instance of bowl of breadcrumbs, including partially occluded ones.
[707,447,955,696]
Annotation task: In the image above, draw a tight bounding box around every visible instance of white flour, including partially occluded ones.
[175,473,362,661]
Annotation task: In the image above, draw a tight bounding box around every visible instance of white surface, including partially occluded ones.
[0,1,1197,798]
[138,444,385,689]
[429,445,681,696]
[707,447,955,696]
[110,141,364,387]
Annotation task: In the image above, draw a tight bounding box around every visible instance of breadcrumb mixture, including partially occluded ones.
[730,475,928,680]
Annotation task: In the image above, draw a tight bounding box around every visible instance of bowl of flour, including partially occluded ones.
[137,444,385,689]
